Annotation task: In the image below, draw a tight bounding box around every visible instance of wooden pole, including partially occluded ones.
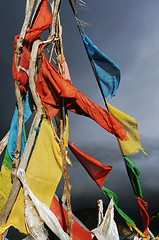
[56,13,73,238]
[0,0,62,225]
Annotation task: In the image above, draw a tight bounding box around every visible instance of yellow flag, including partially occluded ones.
[63,114,72,165]
[0,224,11,239]
[0,165,12,212]
[126,221,146,238]
[7,118,62,233]
[107,103,147,156]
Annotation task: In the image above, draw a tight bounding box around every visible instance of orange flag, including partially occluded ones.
[36,58,128,141]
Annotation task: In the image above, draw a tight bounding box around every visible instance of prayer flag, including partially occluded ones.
[0,119,27,212]
[147,228,155,240]
[24,0,52,44]
[17,169,71,240]
[0,165,12,212]
[126,221,146,238]
[12,0,52,92]
[91,198,119,240]
[0,225,11,240]
[7,118,63,234]
[36,57,128,141]
[50,194,93,240]
[57,54,71,82]
[68,142,112,189]
[124,156,143,198]
[137,197,149,238]
[107,102,146,155]
[7,90,32,161]
[102,186,136,227]
[81,30,120,98]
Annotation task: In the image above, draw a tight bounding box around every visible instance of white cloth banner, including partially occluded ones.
[91,198,119,240]
[17,168,71,240]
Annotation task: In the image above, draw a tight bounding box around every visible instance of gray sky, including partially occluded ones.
[0,0,159,236]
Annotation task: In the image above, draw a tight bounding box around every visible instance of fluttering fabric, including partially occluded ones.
[36,57,128,141]
[50,195,93,240]
[68,142,112,189]
[7,118,63,234]
[7,90,32,161]
[147,228,155,240]
[81,30,120,98]
[137,197,149,238]
[1,227,9,240]
[17,168,71,240]
[97,200,104,227]
[91,198,119,240]
[10,0,128,142]
[0,225,11,240]
[56,54,71,82]
[107,102,146,155]
[0,121,27,212]
[126,221,146,238]
[124,156,143,198]
[102,186,136,227]
[62,114,72,165]
[12,0,52,92]
[0,165,12,212]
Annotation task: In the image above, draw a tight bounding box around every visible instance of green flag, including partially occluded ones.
[124,156,143,198]
[102,186,136,227]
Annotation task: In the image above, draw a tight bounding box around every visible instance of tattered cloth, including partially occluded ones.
[11,0,128,142]
[35,56,128,141]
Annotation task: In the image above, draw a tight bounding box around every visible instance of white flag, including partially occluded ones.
[91,198,119,240]
[17,168,71,240]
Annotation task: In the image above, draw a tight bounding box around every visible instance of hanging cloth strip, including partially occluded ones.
[7,89,33,161]
[91,198,119,240]
[68,142,112,189]
[81,30,120,98]
[68,1,149,238]
[12,0,52,92]
[124,156,143,198]
[0,117,27,212]
[16,168,71,240]
[107,103,147,156]
[6,118,62,234]
[36,56,128,141]
[136,197,149,238]
[50,194,93,240]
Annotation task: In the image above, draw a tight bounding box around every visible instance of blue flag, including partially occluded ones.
[81,30,120,98]
[7,90,33,160]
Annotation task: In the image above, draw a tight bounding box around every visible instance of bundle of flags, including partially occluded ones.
[67,0,153,239]
[0,0,157,239]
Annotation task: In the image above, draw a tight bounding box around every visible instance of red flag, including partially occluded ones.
[68,142,112,189]
[50,194,92,240]
[137,196,149,237]
[36,57,128,141]
[24,0,52,45]
[12,0,52,92]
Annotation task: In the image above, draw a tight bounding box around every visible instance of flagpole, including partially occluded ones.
[55,13,73,238]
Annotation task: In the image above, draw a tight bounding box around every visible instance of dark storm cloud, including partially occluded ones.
[59,137,159,223]
[0,0,159,236]
[59,0,159,145]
